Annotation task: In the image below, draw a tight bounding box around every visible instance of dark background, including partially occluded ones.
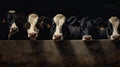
[0,0,120,18]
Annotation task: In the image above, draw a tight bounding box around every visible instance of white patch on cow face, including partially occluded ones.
[109,16,120,40]
[27,13,39,39]
[8,10,16,13]
[82,35,92,40]
[52,14,66,40]
[9,22,18,33]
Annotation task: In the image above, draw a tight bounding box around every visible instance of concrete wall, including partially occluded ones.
[0,40,120,67]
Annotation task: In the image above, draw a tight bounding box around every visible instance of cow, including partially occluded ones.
[51,14,71,40]
[7,10,19,39]
[108,16,120,40]
[0,10,20,40]
[94,17,109,39]
[25,13,53,40]
[67,16,82,39]
[1,10,28,40]
[80,17,94,40]
[25,13,39,40]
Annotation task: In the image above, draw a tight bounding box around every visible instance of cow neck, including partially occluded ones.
[112,21,120,35]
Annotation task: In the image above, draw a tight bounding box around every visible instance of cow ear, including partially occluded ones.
[2,18,7,23]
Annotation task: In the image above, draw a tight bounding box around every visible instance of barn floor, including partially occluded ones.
[0,40,120,67]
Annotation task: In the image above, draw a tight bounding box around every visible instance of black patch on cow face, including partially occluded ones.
[107,21,113,36]
[25,22,31,29]
[117,23,120,34]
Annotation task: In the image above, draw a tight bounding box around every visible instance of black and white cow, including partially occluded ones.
[25,13,53,40]
[6,10,19,39]
[81,17,94,40]
[0,10,20,40]
[108,16,120,40]
[25,13,39,40]
[94,17,109,39]
[67,16,82,39]
[0,10,28,40]
[51,14,71,40]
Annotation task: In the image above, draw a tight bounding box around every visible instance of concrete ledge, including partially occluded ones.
[0,40,120,67]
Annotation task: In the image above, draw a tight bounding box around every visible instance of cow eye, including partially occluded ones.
[36,22,40,29]
[27,23,30,29]
[25,22,30,29]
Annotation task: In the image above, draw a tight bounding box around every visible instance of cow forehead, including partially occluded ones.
[109,16,119,23]
[53,14,66,25]
[28,13,39,24]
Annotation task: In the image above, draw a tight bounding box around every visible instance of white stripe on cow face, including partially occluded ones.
[52,14,66,40]
[27,13,39,39]
[9,22,18,33]
[109,16,120,40]
[109,16,120,35]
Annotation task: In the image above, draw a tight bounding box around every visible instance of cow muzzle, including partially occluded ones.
[82,35,92,40]
[28,32,37,40]
[111,35,120,40]
[53,35,63,40]
[10,27,19,33]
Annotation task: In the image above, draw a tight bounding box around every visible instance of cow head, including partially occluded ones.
[52,14,66,40]
[93,17,109,39]
[25,13,39,40]
[81,17,93,40]
[7,10,19,39]
[109,16,120,40]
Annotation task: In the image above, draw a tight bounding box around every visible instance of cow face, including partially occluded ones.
[7,10,19,37]
[52,14,66,40]
[95,17,109,39]
[81,17,93,40]
[109,16,120,40]
[26,13,39,40]
[9,22,19,34]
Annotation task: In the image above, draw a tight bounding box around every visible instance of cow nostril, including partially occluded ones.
[29,33,37,36]
[11,28,14,31]
[54,35,62,39]
[11,27,18,31]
